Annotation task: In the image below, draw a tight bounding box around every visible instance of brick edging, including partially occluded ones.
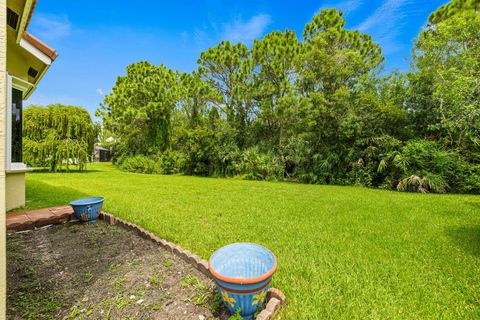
[6,206,74,231]
[99,211,286,319]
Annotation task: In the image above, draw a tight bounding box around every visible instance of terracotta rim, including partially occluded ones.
[208,245,277,285]
[216,279,271,293]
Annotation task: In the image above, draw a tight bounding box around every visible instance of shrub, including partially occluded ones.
[215,122,241,177]
[397,174,448,193]
[120,155,156,174]
[235,147,284,181]
[177,127,219,176]
[464,165,480,194]
[346,135,403,189]
[154,150,183,174]
[394,140,469,193]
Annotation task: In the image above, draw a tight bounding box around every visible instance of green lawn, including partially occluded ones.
[23,163,480,319]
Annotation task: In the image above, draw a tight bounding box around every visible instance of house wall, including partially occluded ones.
[6,172,25,210]
[0,0,8,317]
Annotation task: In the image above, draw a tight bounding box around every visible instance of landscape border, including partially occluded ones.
[6,206,286,319]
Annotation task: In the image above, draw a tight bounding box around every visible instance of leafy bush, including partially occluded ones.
[393,140,469,193]
[464,165,480,193]
[346,135,403,189]
[234,147,284,181]
[177,127,219,176]
[397,174,448,193]
[154,150,183,174]
[215,122,241,177]
[121,155,156,174]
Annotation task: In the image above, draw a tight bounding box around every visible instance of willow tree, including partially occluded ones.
[23,104,96,171]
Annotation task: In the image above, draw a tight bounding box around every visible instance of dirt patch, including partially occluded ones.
[7,221,229,320]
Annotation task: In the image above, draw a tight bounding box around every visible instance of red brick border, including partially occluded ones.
[6,206,75,231]
[7,207,286,319]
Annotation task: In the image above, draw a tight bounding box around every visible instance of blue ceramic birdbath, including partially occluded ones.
[209,243,277,319]
[70,197,104,222]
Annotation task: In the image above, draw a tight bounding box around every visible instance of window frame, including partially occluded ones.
[6,74,30,172]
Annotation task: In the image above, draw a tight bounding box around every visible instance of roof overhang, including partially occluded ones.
[22,32,58,61]
[7,0,57,99]
[16,0,35,43]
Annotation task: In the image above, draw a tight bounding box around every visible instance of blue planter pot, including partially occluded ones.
[70,197,104,222]
[209,243,277,319]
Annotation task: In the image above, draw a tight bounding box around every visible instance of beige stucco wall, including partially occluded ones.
[6,172,25,211]
[0,0,7,318]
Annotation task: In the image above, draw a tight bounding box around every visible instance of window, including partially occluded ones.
[11,88,23,163]
[7,8,19,30]
[6,75,29,171]
[28,67,39,78]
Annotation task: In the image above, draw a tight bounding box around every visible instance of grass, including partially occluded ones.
[22,163,480,319]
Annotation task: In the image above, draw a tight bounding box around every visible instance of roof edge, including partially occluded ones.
[23,31,58,61]
[16,0,36,43]
[24,0,38,30]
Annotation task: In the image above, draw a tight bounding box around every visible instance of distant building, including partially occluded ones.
[94,144,111,162]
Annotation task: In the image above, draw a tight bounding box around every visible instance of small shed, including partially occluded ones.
[94,145,111,162]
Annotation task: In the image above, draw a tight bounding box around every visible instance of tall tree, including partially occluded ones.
[410,11,480,157]
[252,29,302,147]
[197,41,252,147]
[428,0,480,24]
[97,62,180,155]
[297,9,384,182]
[177,72,219,129]
[419,1,480,155]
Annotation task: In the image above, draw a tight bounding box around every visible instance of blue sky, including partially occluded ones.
[26,0,449,117]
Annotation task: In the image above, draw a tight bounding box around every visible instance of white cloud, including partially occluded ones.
[319,0,364,15]
[356,0,409,32]
[97,89,104,96]
[355,0,413,54]
[30,13,72,40]
[180,13,272,51]
[221,14,272,44]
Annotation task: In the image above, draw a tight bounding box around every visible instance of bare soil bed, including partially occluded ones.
[7,221,229,320]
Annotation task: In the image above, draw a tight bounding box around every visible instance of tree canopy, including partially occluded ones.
[97,3,480,194]
[23,104,96,171]
[428,0,479,24]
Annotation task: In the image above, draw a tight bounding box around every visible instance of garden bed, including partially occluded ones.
[7,221,229,320]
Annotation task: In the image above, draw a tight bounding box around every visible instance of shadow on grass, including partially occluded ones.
[24,180,91,211]
[446,225,480,257]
